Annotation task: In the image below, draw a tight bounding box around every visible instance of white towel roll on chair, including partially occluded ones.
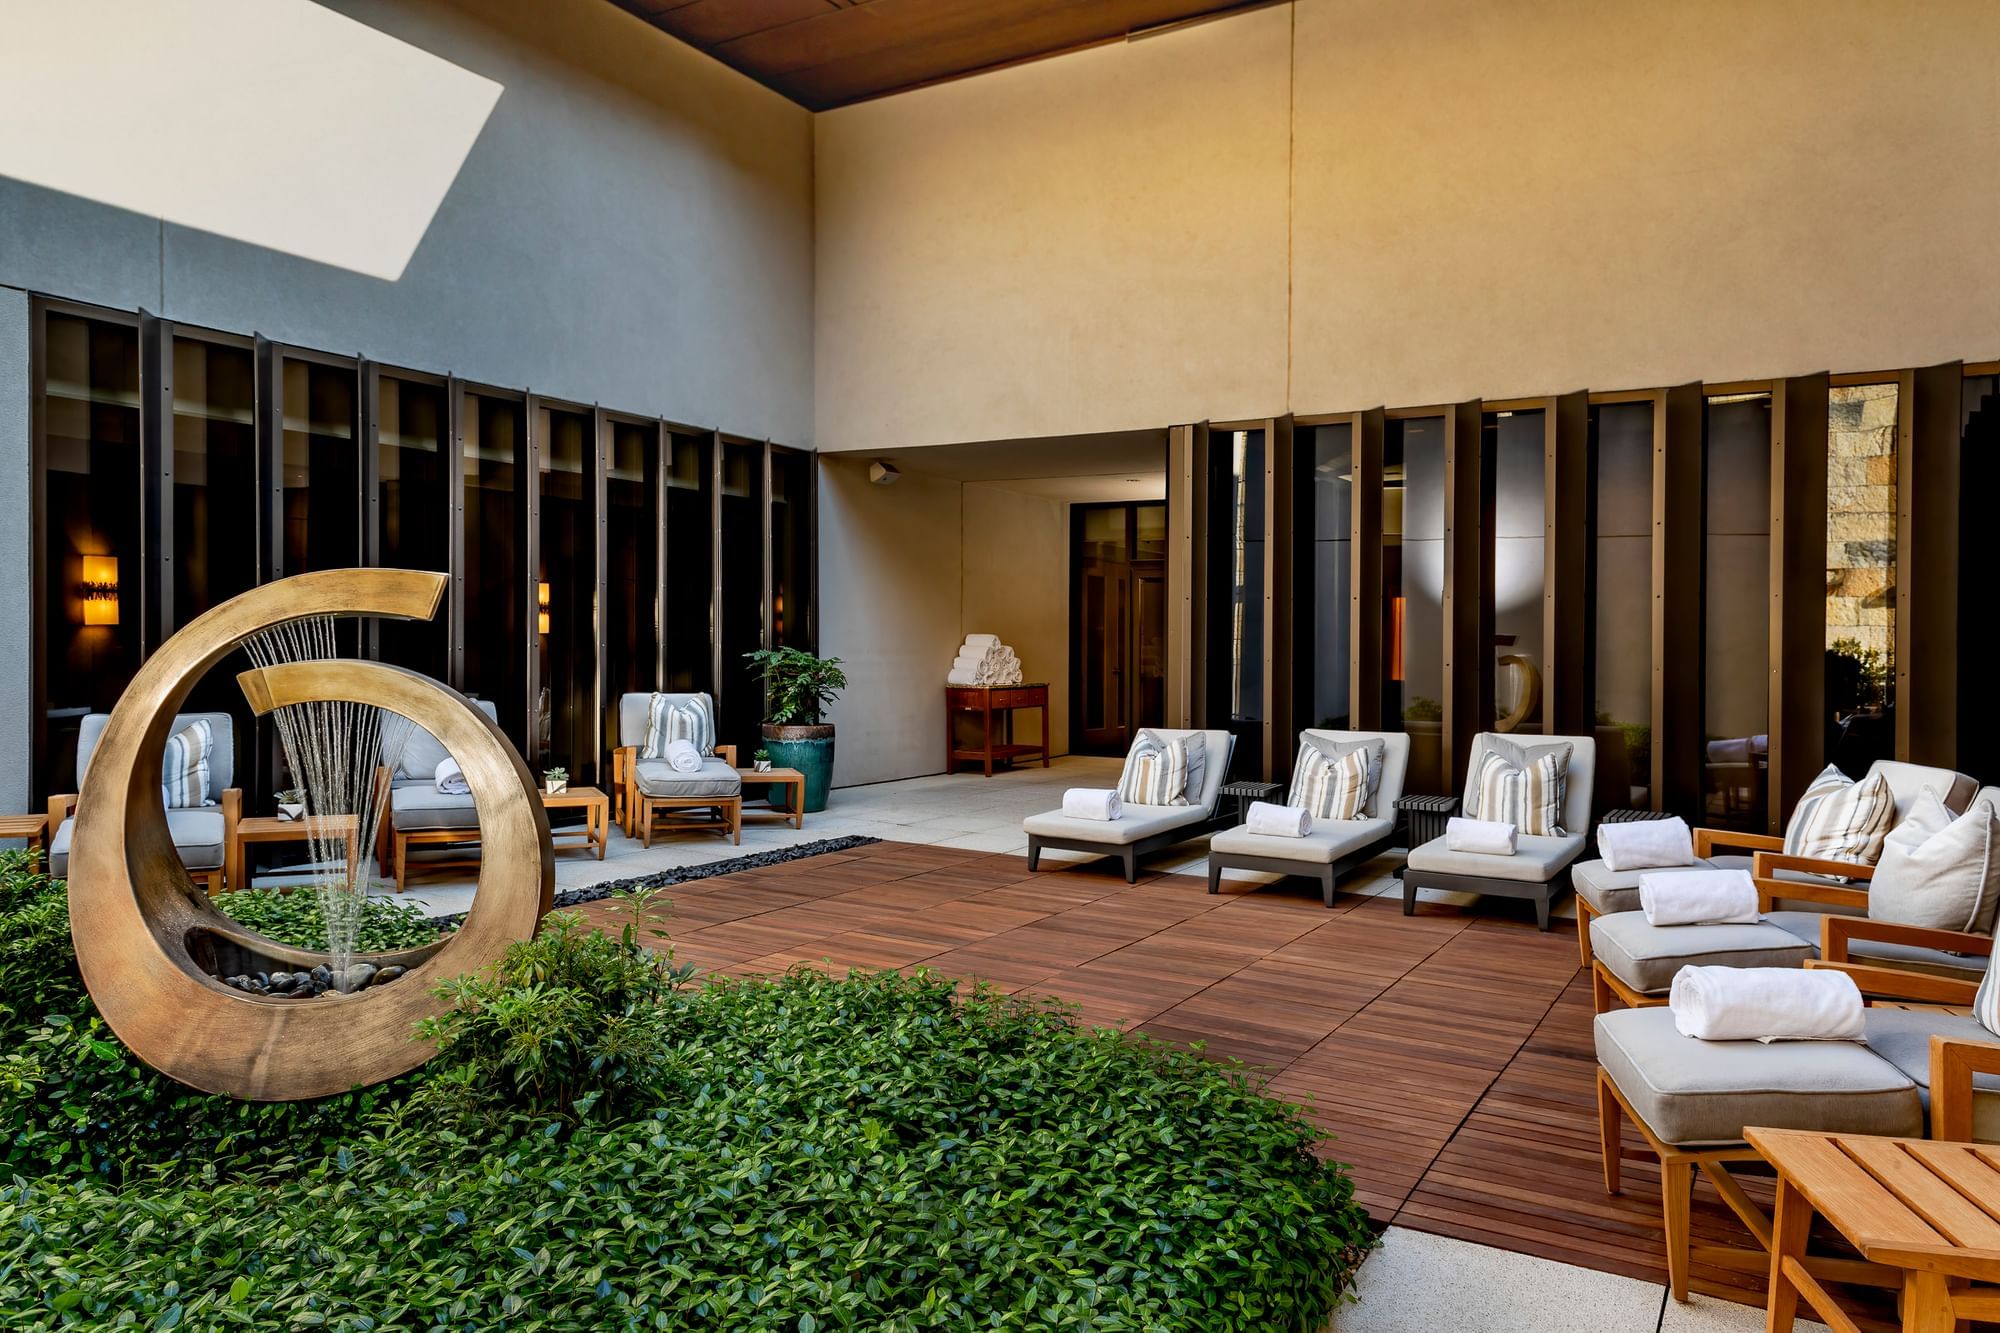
[1246,801,1311,838]
[1445,817,1517,855]
[1597,817,1696,871]
[434,757,469,795]
[1669,966,1865,1043]
[663,738,703,774]
[1062,788,1122,821]
[1639,868,1759,926]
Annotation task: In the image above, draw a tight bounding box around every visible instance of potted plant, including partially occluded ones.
[274,788,305,821]
[543,766,568,796]
[752,748,773,773]
[744,647,847,813]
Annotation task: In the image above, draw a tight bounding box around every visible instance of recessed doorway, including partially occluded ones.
[1071,502,1167,755]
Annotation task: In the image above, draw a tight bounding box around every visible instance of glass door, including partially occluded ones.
[1072,503,1165,755]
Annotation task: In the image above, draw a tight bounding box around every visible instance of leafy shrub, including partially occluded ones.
[414,887,695,1124]
[217,885,447,953]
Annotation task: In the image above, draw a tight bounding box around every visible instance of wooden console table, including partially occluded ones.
[946,683,1050,776]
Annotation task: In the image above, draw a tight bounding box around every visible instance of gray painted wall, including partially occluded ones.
[1,0,813,435]
[0,0,813,809]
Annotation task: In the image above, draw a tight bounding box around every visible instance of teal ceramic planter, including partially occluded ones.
[762,724,835,813]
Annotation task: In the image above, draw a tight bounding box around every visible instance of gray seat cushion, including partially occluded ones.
[1763,910,1990,983]
[1572,856,1717,916]
[1594,1006,1923,1147]
[1707,853,1867,917]
[1590,912,1815,995]
[634,757,743,800]
[1210,816,1394,866]
[1862,1009,2000,1142]
[1405,832,1586,883]
[389,780,479,832]
[1023,802,1210,847]
[387,698,500,781]
[49,809,226,876]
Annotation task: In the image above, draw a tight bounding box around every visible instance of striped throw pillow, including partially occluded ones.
[1287,738,1382,821]
[162,718,213,809]
[1472,747,1568,837]
[1782,765,1894,865]
[1117,732,1191,807]
[643,694,716,759]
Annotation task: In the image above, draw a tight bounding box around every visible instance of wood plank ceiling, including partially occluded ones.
[608,0,1269,110]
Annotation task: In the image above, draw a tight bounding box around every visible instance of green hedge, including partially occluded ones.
[0,852,1373,1330]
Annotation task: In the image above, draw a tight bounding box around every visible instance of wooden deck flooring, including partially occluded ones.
[570,840,1798,1308]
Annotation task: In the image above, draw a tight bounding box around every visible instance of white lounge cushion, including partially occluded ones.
[48,809,227,876]
[1404,832,1586,883]
[634,757,742,800]
[1211,816,1394,866]
[1023,803,1210,847]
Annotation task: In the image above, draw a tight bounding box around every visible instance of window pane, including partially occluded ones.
[1591,400,1654,810]
[1960,374,1999,769]
[537,406,596,782]
[463,391,525,747]
[770,448,812,649]
[717,440,763,754]
[1309,423,1352,729]
[665,431,713,694]
[606,420,660,699]
[1825,383,1897,776]
[1227,428,1266,726]
[1384,415,1446,794]
[1490,408,1545,735]
[281,359,360,577]
[376,376,450,680]
[171,337,258,626]
[40,312,142,794]
[1703,393,1771,830]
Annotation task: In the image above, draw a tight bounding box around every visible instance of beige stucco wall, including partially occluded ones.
[961,484,1071,756]
[815,0,2000,449]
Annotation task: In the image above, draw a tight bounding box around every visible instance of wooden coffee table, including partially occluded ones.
[1748,1125,2000,1332]
[739,767,806,829]
[230,814,360,891]
[542,785,609,859]
[1,813,51,871]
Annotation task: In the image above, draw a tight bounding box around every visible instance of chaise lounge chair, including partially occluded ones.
[1400,731,1597,931]
[610,692,741,846]
[48,711,242,894]
[1594,962,2000,1303]
[1205,730,1408,906]
[1023,728,1234,884]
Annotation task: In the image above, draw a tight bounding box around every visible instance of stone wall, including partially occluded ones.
[1825,383,1898,661]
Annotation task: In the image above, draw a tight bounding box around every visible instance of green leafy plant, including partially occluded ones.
[1403,694,1443,722]
[543,766,568,785]
[216,886,447,954]
[1828,636,1889,714]
[744,646,848,725]
[753,747,771,763]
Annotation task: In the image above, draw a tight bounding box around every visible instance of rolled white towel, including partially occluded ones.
[1446,817,1517,855]
[962,633,1000,650]
[1062,788,1122,821]
[1640,868,1759,926]
[434,757,469,795]
[663,738,703,774]
[1598,817,1696,872]
[1246,801,1311,838]
[947,668,981,686]
[1670,966,1864,1043]
[954,651,987,670]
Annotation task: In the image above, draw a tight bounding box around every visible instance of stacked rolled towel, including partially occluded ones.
[1670,966,1865,1043]
[1062,788,1122,821]
[434,757,469,795]
[1597,816,1696,871]
[1639,868,1759,926]
[946,634,1025,687]
[663,738,703,774]
[1445,817,1517,855]
[1246,801,1311,838]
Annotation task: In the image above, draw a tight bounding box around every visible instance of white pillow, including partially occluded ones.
[1783,765,1894,865]
[1469,746,1569,837]
[1117,732,1191,807]
[1867,789,2000,935]
[1287,737,1383,821]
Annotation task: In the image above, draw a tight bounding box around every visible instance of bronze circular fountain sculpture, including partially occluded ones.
[67,569,553,1101]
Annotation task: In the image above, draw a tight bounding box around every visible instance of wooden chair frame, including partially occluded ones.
[48,788,241,895]
[1600,969,2000,1302]
[613,744,741,847]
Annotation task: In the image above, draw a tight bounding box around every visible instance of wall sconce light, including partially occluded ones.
[537,581,551,636]
[80,555,119,626]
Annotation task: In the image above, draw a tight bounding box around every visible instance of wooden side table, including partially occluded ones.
[1748,1126,2000,1332]
[0,814,51,871]
[739,768,806,829]
[542,785,609,860]
[231,814,360,892]
[946,683,1051,775]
